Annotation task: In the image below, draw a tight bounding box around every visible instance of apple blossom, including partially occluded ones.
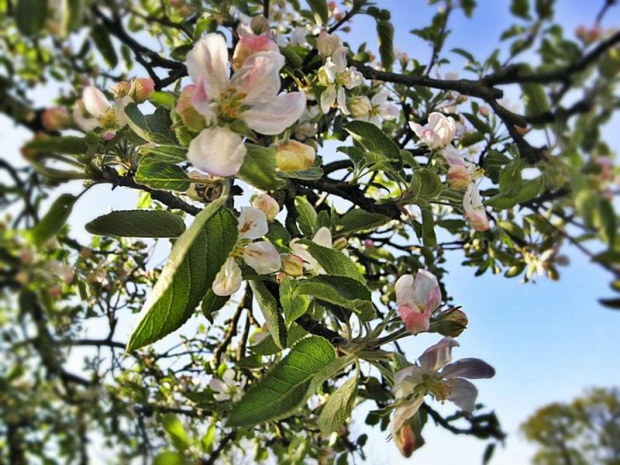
[243,241,282,275]
[443,145,472,190]
[251,193,280,221]
[290,226,333,271]
[276,140,316,172]
[318,46,363,115]
[73,86,131,134]
[42,107,70,131]
[463,183,490,231]
[238,207,269,240]
[130,78,155,103]
[185,33,306,176]
[316,31,343,58]
[391,338,495,437]
[350,89,399,126]
[409,112,457,149]
[394,270,441,335]
[212,257,243,296]
[210,369,247,402]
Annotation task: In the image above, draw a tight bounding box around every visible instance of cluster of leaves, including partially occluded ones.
[0,0,619,463]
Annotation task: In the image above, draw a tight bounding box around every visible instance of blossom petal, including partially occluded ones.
[222,368,236,386]
[320,85,337,114]
[400,305,431,335]
[209,378,228,394]
[312,227,332,248]
[440,358,496,380]
[242,92,306,135]
[186,33,229,99]
[212,257,243,297]
[187,126,247,177]
[395,274,415,308]
[231,51,285,105]
[414,270,441,313]
[83,87,110,118]
[243,241,282,275]
[418,337,459,372]
[390,396,424,438]
[336,86,349,115]
[393,366,425,398]
[447,378,478,412]
[238,207,268,240]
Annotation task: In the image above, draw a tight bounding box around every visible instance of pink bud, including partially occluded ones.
[131,78,155,103]
[252,194,280,221]
[42,107,70,131]
[282,254,304,277]
[232,35,279,70]
[395,423,416,458]
[447,165,471,190]
[110,81,132,99]
[276,140,316,172]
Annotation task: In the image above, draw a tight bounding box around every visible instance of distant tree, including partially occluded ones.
[522,388,620,465]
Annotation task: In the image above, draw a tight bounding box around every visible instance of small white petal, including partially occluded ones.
[390,396,424,438]
[83,87,110,118]
[447,378,478,412]
[243,241,282,275]
[320,85,337,114]
[212,257,243,297]
[312,227,332,248]
[242,92,306,135]
[187,126,247,177]
[231,51,285,105]
[418,337,459,372]
[186,33,230,99]
[238,207,268,240]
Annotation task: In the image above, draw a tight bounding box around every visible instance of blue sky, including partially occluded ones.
[1,1,619,463]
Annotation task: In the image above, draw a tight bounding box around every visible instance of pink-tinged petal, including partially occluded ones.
[187,126,247,177]
[400,305,431,335]
[232,35,279,70]
[395,274,415,308]
[379,102,399,121]
[83,87,110,118]
[242,92,306,135]
[440,358,496,380]
[390,396,424,438]
[320,85,337,114]
[209,378,228,394]
[312,227,332,248]
[186,33,229,99]
[463,184,489,232]
[447,378,478,412]
[443,144,466,167]
[419,337,459,372]
[413,270,441,312]
[243,241,282,275]
[191,78,211,116]
[447,165,472,191]
[238,207,269,240]
[408,121,424,139]
[290,239,319,271]
[317,31,342,57]
[73,101,99,131]
[231,51,285,104]
[393,366,426,398]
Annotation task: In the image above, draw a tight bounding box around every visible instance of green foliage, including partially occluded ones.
[85,210,186,238]
[31,194,77,246]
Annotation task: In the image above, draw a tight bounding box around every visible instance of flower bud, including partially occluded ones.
[243,241,282,275]
[447,165,471,190]
[252,193,279,221]
[430,308,468,337]
[250,16,271,35]
[42,107,70,131]
[130,78,155,103]
[333,237,348,250]
[276,140,316,172]
[317,31,342,58]
[48,285,62,299]
[281,254,304,277]
[110,81,132,99]
[175,85,205,131]
[347,96,372,119]
[395,423,416,458]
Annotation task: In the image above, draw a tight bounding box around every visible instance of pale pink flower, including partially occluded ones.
[232,35,279,70]
[252,193,280,221]
[463,183,489,231]
[409,112,457,149]
[238,207,269,240]
[391,338,495,436]
[318,46,363,115]
[443,145,472,190]
[73,86,131,134]
[188,126,246,177]
[185,33,306,176]
[212,257,243,296]
[350,89,399,126]
[130,78,155,103]
[394,270,441,335]
[243,241,282,275]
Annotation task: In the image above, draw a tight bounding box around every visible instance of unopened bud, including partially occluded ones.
[317,31,342,58]
[333,237,348,250]
[276,140,316,172]
[447,165,471,190]
[347,96,372,119]
[250,16,270,35]
[252,193,280,221]
[42,107,71,131]
[430,308,468,337]
[110,81,132,99]
[395,423,416,458]
[282,254,304,277]
[130,78,155,103]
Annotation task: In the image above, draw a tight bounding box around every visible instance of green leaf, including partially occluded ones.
[135,161,190,191]
[300,240,365,283]
[85,210,186,238]
[92,24,118,67]
[25,136,88,155]
[280,278,311,325]
[337,209,391,234]
[124,103,178,145]
[295,197,318,237]
[63,0,86,34]
[318,375,358,435]
[521,82,550,118]
[251,323,307,355]
[278,165,324,180]
[153,451,186,465]
[201,290,229,323]
[412,169,443,200]
[32,194,77,246]
[377,19,395,70]
[499,160,524,196]
[15,0,47,36]
[486,176,543,209]
[238,145,285,191]
[307,0,329,24]
[295,276,375,321]
[126,201,237,351]
[227,336,336,427]
[140,145,187,163]
[249,280,287,350]
[421,207,437,247]
[344,121,401,165]
[511,0,531,19]
[162,414,190,451]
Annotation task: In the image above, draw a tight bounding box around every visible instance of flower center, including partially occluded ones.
[98,108,118,129]
[216,87,248,122]
[423,373,454,401]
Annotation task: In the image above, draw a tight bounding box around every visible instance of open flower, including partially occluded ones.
[394,270,441,335]
[391,338,495,436]
[350,89,399,126]
[289,227,332,272]
[212,257,243,296]
[463,183,489,232]
[73,86,131,134]
[243,241,282,275]
[409,112,456,149]
[209,369,247,402]
[318,46,363,115]
[185,33,306,176]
